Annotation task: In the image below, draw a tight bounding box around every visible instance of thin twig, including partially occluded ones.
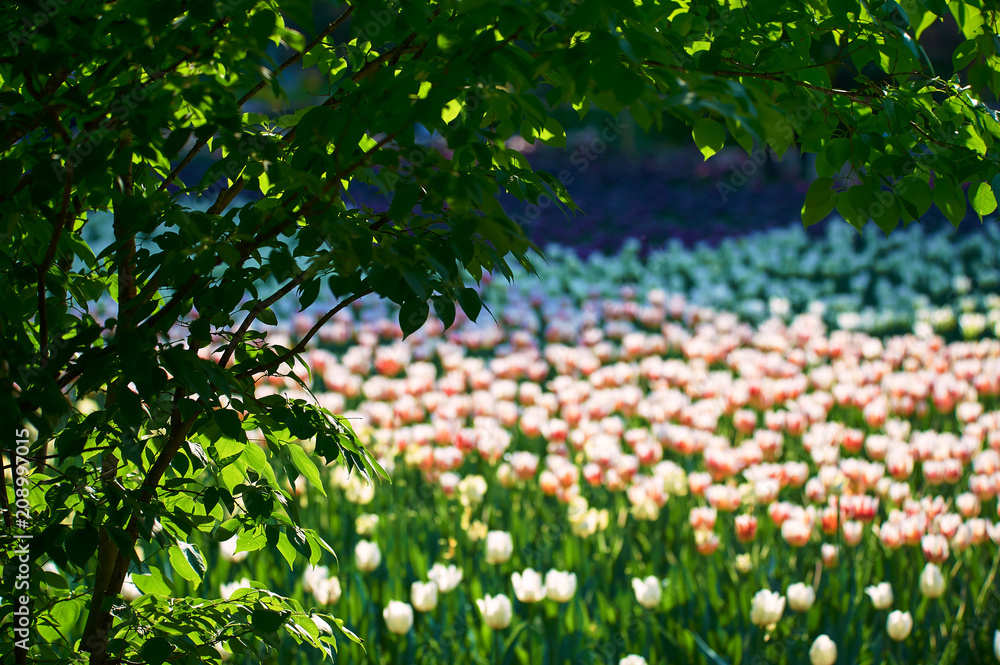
[206,176,245,215]
[159,9,353,194]
[236,6,354,108]
[36,162,74,361]
[235,289,372,380]
[218,269,311,367]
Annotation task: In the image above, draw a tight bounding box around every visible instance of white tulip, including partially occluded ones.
[476,594,513,629]
[219,536,248,563]
[749,589,785,626]
[485,531,513,564]
[787,583,815,613]
[427,563,463,593]
[219,578,252,601]
[865,582,893,610]
[994,630,999,662]
[355,540,382,572]
[919,563,945,598]
[345,474,375,504]
[121,574,142,602]
[458,475,489,507]
[356,513,380,536]
[411,580,439,612]
[545,570,577,603]
[631,576,662,609]
[809,635,837,665]
[619,656,648,665]
[303,565,329,594]
[314,577,342,605]
[511,568,547,603]
[886,611,913,641]
[383,600,414,634]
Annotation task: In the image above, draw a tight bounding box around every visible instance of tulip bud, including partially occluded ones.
[476,594,512,629]
[411,580,439,613]
[545,569,577,603]
[809,635,837,665]
[749,589,785,626]
[919,563,946,598]
[383,601,414,634]
[511,568,546,603]
[735,514,758,542]
[864,582,893,610]
[632,576,662,609]
[619,657,648,665]
[485,531,513,564]
[427,563,463,593]
[355,540,382,572]
[886,611,913,641]
[787,583,815,612]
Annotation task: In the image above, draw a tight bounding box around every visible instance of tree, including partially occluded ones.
[2,0,999,662]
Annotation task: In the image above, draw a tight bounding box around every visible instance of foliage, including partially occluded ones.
[3,0,1000,663]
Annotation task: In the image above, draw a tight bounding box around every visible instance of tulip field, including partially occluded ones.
[86,221,1000,664]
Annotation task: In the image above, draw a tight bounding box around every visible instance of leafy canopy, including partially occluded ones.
[2,0,1000,663]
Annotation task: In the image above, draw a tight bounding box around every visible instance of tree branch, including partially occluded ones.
[159,8,353,195]
[0,453,12,532]
[236,6,354,108]
[36,162,74,361]
[206,176,245,215]
[218,268,313,368]
[81,133,135,664]
[84,391,196,662]
[235,289,372,380]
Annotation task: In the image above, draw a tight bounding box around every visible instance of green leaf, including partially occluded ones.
[169,542,206,583]
[538,117,566,148]
[692,118,726,160]
[872,191,901,235]
[236,527,268,555]
[275,531,297,569]
[399,299,429,338]
[433,297,456,329]
[457,287,482,321]
[0,158,23,196]
[214,435,245,465]
[250,9,278,44]
[252,607,291,633]
[138,637,174,665]
[442,98,463,124]
[934,177,967,226]
[185,439,210,470]
[132,566,174,596]
[65,526,99,568]
[969,181,997,215]
[288,444,327,497]
[801,177,837,227]
[298,279,321,311]
[258,307,278,326]
[214,409,246,442]
[897,176,933,218]
[953,39,980,70]
[389,182,422,218]
[836,190,865,231]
